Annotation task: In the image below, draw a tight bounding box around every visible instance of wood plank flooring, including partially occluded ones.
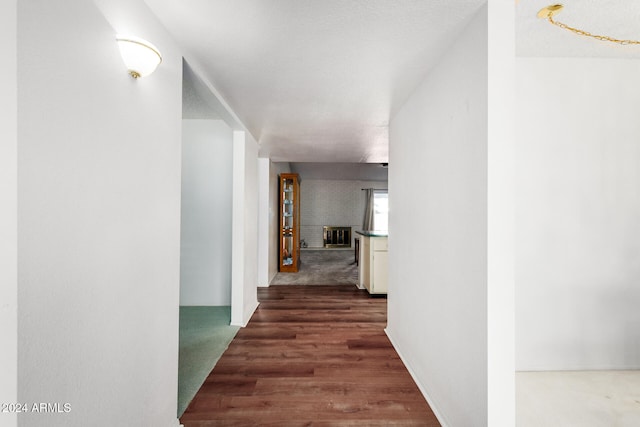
[180,285,440,426]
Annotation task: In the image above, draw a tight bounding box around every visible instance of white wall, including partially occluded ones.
[180,120,233,305]
[516,57,640,371]
[0,1,17,425]
[387,5,489,426]
[243,134,259,319]
[300,180,387,248]
[267,162,291,284]
[486,1,515,425]
[257,158,270,287]
[231,131,260,325]
[18,1,182,425]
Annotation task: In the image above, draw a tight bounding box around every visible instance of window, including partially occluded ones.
[373,191,388,232]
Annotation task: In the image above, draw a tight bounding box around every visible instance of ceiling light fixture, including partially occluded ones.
[116,35,163,79]
[537,4,640,46]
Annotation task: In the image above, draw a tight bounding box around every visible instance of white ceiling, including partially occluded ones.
[289,162,388,181]
[145,0,485,163]
[517,0,640,58]
[182,64,220,120]
[154,1,640,166]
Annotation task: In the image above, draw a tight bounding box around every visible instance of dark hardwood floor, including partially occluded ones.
[180,285,440,426]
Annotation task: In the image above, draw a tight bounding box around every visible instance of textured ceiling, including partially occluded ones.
[145,0,485,163]
[290,162,388,181]
[517,0,640,58]
[182,65,220,120]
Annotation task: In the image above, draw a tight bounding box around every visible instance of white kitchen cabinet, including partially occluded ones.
[356,231,388,295]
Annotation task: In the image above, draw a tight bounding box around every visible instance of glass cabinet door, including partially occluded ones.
[281,177,294,267]
[279,173,299,272]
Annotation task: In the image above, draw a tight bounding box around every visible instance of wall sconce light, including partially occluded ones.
[116,35,163,79]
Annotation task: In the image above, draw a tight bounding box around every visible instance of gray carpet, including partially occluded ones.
[178,306,239,417]
[271,249,358,285]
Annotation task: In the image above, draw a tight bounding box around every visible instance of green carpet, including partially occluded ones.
[178,306,239,417]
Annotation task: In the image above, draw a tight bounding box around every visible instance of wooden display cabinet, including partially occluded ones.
[279,173,300,272]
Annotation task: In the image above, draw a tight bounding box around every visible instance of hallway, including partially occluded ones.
[180,285,439,426]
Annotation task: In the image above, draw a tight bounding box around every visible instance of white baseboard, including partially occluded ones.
[267,271,276,286]
[231,301,260,328]
[384,328,451,427]
[244,301,259,326]
[517,363,640,372]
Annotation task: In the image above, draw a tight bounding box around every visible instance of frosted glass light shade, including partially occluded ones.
[116,35,162,78]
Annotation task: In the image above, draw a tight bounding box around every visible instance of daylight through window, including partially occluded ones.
[373,191,388,232]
